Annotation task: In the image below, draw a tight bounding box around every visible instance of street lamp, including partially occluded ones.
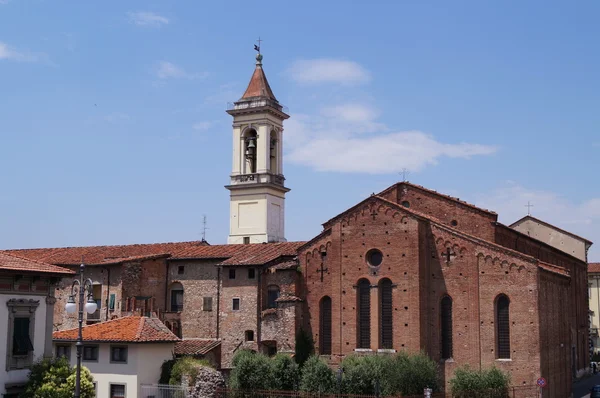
[65,262,97,398]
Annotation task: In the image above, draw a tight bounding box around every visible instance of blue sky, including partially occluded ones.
[1,1,599,260]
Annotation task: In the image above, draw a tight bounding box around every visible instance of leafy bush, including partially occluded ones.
[22,356,95,398]
[169,357,213,386]
[392,351,439,396]
[294,328,314,367]
[450,366,510,397]
[340,355,392,395]
[271,354,300,390]
[229,350,274,390]
[299,356,335,393]
[159,359,176,384]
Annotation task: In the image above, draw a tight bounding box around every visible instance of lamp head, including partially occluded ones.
[65,296,77,314]
[85,296,97,314]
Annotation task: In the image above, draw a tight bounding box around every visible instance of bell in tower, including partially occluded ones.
[225,49,290,244]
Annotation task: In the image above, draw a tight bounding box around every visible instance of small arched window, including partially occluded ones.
[267,285,280,309]
[357,279,371,349]
[244,129,257,174]
[269,130,278,174]
[441,295,453,359]
[496,294,510,359]
[319,296,332,355]
[379,278,393,349]
[170,282,184,312]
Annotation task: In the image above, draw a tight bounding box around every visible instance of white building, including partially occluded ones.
[225,52,290,244]
[53,316,178,398]
[0,252,74,397]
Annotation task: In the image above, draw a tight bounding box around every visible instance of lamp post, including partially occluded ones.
[65,262,97,398]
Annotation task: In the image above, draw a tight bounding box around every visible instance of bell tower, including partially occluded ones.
[225,51,290,244]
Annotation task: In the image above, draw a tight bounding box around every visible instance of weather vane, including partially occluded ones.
[254,37,262,54]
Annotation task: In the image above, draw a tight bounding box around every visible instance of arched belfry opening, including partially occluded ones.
[226,50,290,244]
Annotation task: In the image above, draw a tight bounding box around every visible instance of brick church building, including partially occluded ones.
[3,51,590,397]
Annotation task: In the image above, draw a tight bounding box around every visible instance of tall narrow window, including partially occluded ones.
[319,296,332,355]
[441,295,453,359]
[496,294,510,359]
[269,131,278,173]
[170,282,184,312]
[357,279,371,349]
[13,317,33,355]
[267,285,280,309]
[379,278,393,349]
[244,130,257,174]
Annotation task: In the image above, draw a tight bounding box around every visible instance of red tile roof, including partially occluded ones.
[589,263,600,274]
[241,61,277,100]
[0,252,74,275]
[6,241,304,267]
[53,316,179,343]
[174,339,220,356]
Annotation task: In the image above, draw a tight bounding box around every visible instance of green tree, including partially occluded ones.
[299,356,335,393]
[22,357,95,398]
[393,351,439,396]
[169,356,213,385]
[450,365,510,397]
[270,354,299,390]
[229,350,274,390]
[294,327,314,367]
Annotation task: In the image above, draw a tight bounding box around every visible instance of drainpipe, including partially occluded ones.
[164,261,170,311]
[216,266,221,339]
[104,266,111,321]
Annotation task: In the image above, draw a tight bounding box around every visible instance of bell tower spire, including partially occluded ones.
[225,49,290,244]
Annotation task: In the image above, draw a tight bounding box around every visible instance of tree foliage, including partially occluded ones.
[229,350,275,391]
[22,357,95,398]
[271,354,300,391]
[168,356,213,386]
[299,356,335,393]
[294,327,314,367]
[450,366,511,397]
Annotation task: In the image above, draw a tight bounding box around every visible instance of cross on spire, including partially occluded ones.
[316,262,328,282]
[525,201,534,216]
[399,168,410,182]
[254,37,262,54]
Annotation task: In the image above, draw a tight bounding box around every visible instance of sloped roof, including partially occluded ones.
[589,263,600,274]
[6,241,304,267]
[0,252,74,275]
[509,215,593,245]
[53,316,179,343]
[241,61,277,100]
[174,339,220,356]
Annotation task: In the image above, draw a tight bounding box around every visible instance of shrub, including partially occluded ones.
[169,357,213,386]
[450,365,510,397]
[340,355,393,395]
[229,351,274,390]
[159,359,176,384]
[393,351,439,396]
[294,328,314,367]
[299,356,335,393]
[22,357,95,398]
[271,354,299,390]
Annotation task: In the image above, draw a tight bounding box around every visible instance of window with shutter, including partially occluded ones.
[110,384,126,398]
[357,279,371,349]
[441,295,453,359]
[496,294,510,359]
[267,285,280,309]
[319,296,332,355]
[109,294,116,310]
[379,278,393,349]
[203,297,213,311]
[12,317,33,355]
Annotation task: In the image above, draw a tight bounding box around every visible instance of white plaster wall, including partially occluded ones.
[512,219,587,261]
[0,294,47,395]
[228,189,287,244]
[135,343,175,396]
[590,276,600,352]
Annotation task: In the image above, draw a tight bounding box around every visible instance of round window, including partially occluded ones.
[366,249,383,267]
[401,201,410,208]
[451,220,458,227]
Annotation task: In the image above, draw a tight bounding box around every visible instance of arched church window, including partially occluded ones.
[244,129,257,174]
[495,294,510,359]
[319,296,332,355]
[357,279,371,349]
[267,285,280,308]
[269,130,278,174]
[379,278,393,349]
[169,282,184,312]
[441,295,453,359]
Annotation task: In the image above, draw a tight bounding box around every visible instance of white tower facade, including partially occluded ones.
[225,53,290,244]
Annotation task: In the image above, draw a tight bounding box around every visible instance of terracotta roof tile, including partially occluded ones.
[0,252,74,275]
[241,62,277,100]
[589,263,600,274]
[174,339,220,356]
[269,260,299,271]
[53,316,179,343]
[7,241,304,267]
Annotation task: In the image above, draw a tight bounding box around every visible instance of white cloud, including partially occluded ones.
[128,11,169,27]
[192,122,212,131]
[475,182,600,261]
[288,59,371,85]
[0,41,40,62]
[284,104,496,174]
[155,61,207,80]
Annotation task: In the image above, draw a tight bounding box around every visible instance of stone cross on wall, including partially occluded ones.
[316,263,328,282]
[443,247,456,264]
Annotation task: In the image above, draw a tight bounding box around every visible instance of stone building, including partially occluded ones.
[1,50,593,397]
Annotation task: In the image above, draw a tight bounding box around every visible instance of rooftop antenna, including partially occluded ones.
[399,168,410,182]
[201,215,209,242]
[525,201,534,216]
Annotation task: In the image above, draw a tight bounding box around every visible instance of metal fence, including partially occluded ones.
[214,386,539,398]
[140,384,189,398]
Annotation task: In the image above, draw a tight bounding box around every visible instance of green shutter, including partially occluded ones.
[109,294,116,310]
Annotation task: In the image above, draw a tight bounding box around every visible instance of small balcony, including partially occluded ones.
[230,173,285,187]
[86,309,101,323]
[227,99,288,114]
